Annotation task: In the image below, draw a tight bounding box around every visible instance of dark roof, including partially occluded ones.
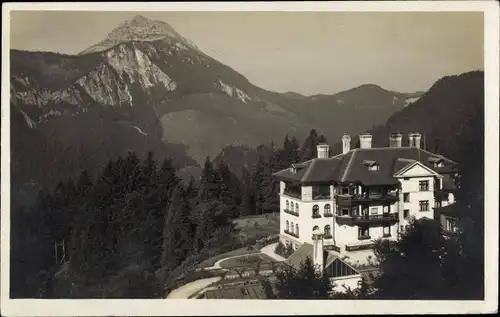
[284,242,313,270]
[274,147,457,186]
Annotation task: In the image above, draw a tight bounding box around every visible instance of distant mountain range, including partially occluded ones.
[331,70,484,162]
[10,15,424,204]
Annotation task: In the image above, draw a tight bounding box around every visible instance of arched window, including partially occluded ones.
[324,204,331,215]
[291,202,294,212]
[324,225,331,237]
[296,203,299,214]
[313,205,320,217]
[296,224,299,236]
[286,220,289,231]
[286,200,289,210]
[291,222,294,233]
[313,225,319,232]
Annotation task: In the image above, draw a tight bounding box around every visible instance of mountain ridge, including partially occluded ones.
[10,15,424,205]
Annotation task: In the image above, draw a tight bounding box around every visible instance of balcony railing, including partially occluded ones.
[312,234,333,240]
[324,244,341,253]
[357,235,371,241]
[312,213,321,219]
[284,209,299,217]
[312,193,332,200]
[283,190,301,199]
[346,242,376,252]
[323,213,334,218]
[335,192,399,205]
[284,230,299,239]
[336,213,399,226]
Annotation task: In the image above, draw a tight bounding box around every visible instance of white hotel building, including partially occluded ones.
[273,132,458,273]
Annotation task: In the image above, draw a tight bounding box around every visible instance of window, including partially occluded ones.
[419,180,429,191]
[370,207,379,215]
[296,203,299,214]
[324,225,331,237]
[419,200,429,211]
[403,209,410,218]
[312,205,320,217]
[403,193,410,202]
[286,200,289,210]
[291,222,294,233]
[290,202,294,212]
[358,227,369,238]
[383,226,391,237]
[341,186,349,195]
[435,200,442,208]
[286,220,289,231]
[313,225,319,232]
[404,177,410,181]
[368,164,380,171]
[324,204,332,215]
[446,219,457,233]
[296,224,299,235]
[341,208,349,216]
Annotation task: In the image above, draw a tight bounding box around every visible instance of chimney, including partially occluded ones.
[389,133,403,148]
[341,134,351,154]
[312,228,324,272]
[317,143,329,159]
[408,132,422,148]
[359,132,372,149]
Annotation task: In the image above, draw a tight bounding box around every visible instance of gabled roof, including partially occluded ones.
[284,242,313,270]
[393,160,443,178]
[284,244,360,278]
[274,146,457,186]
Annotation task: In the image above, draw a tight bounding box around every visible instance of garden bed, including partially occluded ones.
[218,253,277,269]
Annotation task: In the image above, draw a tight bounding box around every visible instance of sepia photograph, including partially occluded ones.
[1,1,498,316]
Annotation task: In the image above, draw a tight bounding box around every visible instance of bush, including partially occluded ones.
[274,241,295,259]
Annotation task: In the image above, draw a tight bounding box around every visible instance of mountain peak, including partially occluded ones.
[129,14,150,26]
[79,15,199,55]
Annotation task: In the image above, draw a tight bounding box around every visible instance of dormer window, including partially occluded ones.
[290,167,297,173]
[363,160,379,171]
[428,156,444,168]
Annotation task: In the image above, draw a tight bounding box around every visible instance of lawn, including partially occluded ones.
[196,213,280,269]
[218,253,277,269]
[233,212,280,243]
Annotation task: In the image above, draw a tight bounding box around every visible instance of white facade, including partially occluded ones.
[395,162,442,228]
[330,274,363,293]
[279,162,454,267]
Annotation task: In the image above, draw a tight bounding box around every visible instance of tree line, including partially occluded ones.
[11,152,242,298]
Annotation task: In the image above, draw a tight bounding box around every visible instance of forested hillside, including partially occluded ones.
[331,71,484,162]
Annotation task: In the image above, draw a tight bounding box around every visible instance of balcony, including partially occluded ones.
[283,189,301,199]
[323,213,334,218]
[312,193,332,200]
[345,242,376,252]
[283,209,299,217]
[312,213,321,219]
[336,213,399,226]
[284,230,299,239]
[335,192,398,205]
[324,234,333,239]
[324,244,341,253]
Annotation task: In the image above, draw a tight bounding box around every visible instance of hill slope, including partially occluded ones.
[331,70,484,162]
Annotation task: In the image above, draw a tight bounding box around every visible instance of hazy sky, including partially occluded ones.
[10,11,484,95]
